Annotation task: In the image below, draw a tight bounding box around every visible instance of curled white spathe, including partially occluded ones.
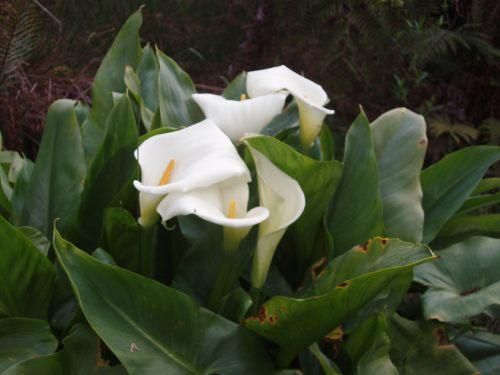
[133,120,251,226]
[246,65,334,148]
[246,145,306,288]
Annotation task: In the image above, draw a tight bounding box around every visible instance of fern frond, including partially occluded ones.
[429,117,479,144]
[0,0,40,91]
[480,118,500,145]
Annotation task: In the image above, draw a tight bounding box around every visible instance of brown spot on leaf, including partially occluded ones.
[359,239,371,251]
[460,286,481,296]
[336,281,349,289]
[355,245,367,253]
[254,306,268,323]
[434,327,449,346]
[310,257,328,280]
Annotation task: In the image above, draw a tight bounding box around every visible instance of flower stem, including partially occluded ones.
[207,253,235,311]
[248,285,262,316]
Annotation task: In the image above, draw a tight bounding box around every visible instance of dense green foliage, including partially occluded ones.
[0,7,499,375]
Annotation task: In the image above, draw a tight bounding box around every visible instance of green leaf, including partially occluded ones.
[219,288,253,323]
[432,214,500,248]
[137,44,159,113]
[472,177,500,195]
[454,331,500,375]
[415,236,500,323]
[370,108,427,242]
[456,192,500,215]
[19,99,86,238]
[101,207,155,275]
[9,158,33,225]
[327,111,384,255]
[138,126,177,144]
[245,238,434,366]
[92,248,117,265]
[319,125,335,161]
[222,72,247,100]
[18,226,50,256]
[124,65,141,98]
[86,9,142,128]
[157,50,203,128]
[69,95,138,251]
[54,228,273,374]
[345,314,398,375]
[0,215,56,318]
[245,135,342,269]
[421,146,500,243]
[0,318,57,372]
[299,238,432,298]
[134,45,160,131]
[302,343,341,375]
[388,315,477,374]
[261,103,299,137]
[3,324,102,375]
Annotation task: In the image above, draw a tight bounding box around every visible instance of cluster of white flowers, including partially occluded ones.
[134,65,334,288]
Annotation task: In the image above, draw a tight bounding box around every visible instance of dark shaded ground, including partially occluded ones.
[1,0,499,164]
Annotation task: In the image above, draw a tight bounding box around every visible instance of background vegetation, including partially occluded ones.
[1,0,499,164]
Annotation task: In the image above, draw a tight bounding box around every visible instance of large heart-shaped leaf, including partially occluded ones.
[327,111,384,255]
[0,215,55,318]
[388,315,477,374]
[157,50,204,128]
[245,135,342,268]
[54,228,273,374]
[245,238,434,366]
[299,238,433,298]
[415,236,500,322]
[69,95,138,251]
[421,146,500,243]
[3,324,103,375]
[370,108,427,242]
[0,318,57,372]
[19,99,86,238]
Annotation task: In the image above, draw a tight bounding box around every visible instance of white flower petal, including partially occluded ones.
[133,119,250,196]
[247,147,305,288]
[156,179,269,228]
[192,93,286,142]
[247,65,334,147]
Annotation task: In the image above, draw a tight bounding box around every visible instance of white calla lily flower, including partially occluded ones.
[134,120,250,227]
[247,146,305,289]
[192,92,286,142]
[246,65,334,148]
[157,178,269,252]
